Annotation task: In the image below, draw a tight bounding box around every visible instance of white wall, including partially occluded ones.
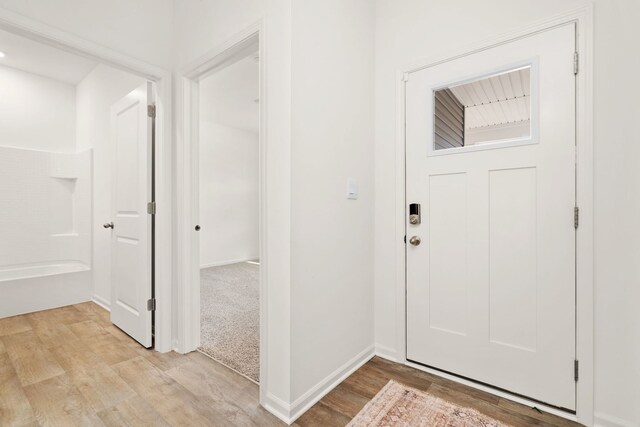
[199,122,259,267]
[0,65,76,152]
[0,0,174,69]
[75,63,146,308]
[374,1,640,425]
[198,53,259,267]
[289,0,375,406]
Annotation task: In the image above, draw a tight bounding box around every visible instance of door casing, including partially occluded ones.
[174,20,268,405]
[391,7,594,425]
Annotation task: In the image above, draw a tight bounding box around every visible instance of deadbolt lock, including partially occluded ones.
[409,203,421,225]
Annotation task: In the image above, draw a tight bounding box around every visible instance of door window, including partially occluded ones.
[433,65,532,151]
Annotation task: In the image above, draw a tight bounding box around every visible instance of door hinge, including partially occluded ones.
[147,104,156,118]
[574,206,579,229]
[573,51,579,75]
[147,201,156,215]
[147,298,156,311]
[574,359,579,381]
[404,235,407,244]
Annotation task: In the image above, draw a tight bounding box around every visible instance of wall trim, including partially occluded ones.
[375,344,400,363]
[200,257,258,269]
[594,412,639,427]
[267,345,375,425]
[92,295,111,311]
[262,393,293,425]
[0,7,173,353]
[392,4,594,425]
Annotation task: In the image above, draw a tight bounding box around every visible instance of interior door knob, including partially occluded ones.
[195,225,201,231]
[103,222,114,229]
[409,236,421,246]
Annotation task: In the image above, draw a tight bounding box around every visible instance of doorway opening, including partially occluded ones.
[0,21,171,351]
[196,49,260,382]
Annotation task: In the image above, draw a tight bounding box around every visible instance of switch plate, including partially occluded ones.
[347,178,359,200]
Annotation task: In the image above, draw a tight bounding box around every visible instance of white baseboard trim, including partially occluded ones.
[263,345,375,425]
[594,412,639,427]
[92,294,110,311]
[288,345,375,424]
[200,257,259,269]
[262,392,293,425]
[375,344,400,362]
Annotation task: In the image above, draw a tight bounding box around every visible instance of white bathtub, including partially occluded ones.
[0,262,89,282]
[0,262,92,318]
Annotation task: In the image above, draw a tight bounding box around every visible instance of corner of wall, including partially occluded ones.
[375,343,400,363]
[92,294,110,311]
[267,345,375,425]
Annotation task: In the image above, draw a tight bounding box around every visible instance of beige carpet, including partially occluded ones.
[348,380,510,427]
[199,262,259,382]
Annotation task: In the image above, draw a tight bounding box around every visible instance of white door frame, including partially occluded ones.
[393,6,594,425]
[174,19,267,387]
[0,8,174,352]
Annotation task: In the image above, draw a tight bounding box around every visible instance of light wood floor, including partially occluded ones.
[0,303,581,426]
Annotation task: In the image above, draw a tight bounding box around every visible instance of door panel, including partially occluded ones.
[406,24,576,409]
[109,83,153,348]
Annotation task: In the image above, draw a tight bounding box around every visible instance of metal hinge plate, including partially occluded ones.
[147,298,156,311]
[147,202,156,215]
[573,52,579,75]
[574,360,579,381]
[147,104,156,118]
[574,206,579,229]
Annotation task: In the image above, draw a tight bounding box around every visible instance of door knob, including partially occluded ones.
[409,236,421,246]
[195,225,201,231]
[103,222,114,229]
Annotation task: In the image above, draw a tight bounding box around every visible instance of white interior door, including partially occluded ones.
[109,83,154,348]
[406,24,576,409]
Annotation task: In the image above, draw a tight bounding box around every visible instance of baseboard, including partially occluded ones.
[375,343,400,362]
[288,345,375,424]
[261,345,375,424]
[262,392,293,425]
[200,257,259,269]
[92,294,110,311]
[594,412,639,427]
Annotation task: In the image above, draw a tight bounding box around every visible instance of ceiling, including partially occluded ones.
[449,67,530,130]
[199,54,259,134]
[0,28,97,85]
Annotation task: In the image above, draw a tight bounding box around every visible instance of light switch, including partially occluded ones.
[347,178,359,200]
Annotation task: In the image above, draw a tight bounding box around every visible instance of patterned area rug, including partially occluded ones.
[199,262,259,382]
[348,380,510,427]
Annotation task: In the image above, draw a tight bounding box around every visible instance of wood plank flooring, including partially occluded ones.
[0,303,279,427]
[297,357,583,427]
[0,303,582,426]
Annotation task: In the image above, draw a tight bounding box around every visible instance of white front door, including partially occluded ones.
[406,24,576,409]
[109,83,154,348]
